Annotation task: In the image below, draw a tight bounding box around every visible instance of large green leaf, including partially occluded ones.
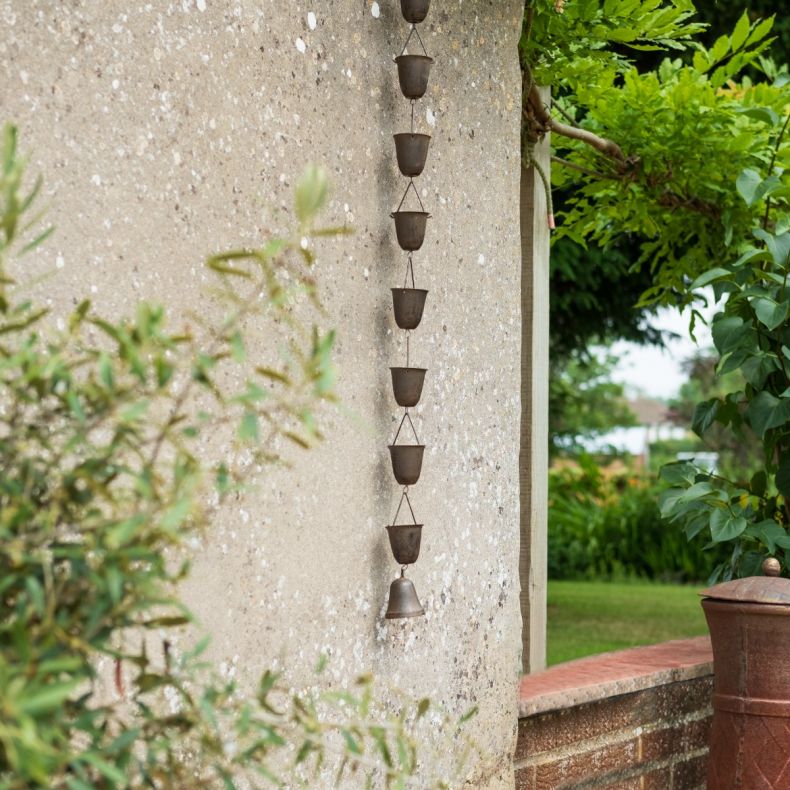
[689,267,732,290]
[691,399,719,437]
[753,229,790,268]
[752,297,789,331]
[755,519,790,553]
[741,352,779,388]
[710,509,747,543]
[736,168,763,207]
[711,315,750,355]
[747,391,790,437]
[659,461,698,486]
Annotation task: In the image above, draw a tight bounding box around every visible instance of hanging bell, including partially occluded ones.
[385,572,425,619]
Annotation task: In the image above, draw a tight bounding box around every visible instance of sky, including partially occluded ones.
[607,296,718,401]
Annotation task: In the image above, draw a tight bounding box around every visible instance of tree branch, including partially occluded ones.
[551,155,618,181]
[527,83,627,163]
[763,112,790,230]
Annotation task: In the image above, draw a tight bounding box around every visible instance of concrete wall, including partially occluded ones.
[1,1,524,785]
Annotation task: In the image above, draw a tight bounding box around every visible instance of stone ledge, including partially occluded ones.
[518,637,713,718]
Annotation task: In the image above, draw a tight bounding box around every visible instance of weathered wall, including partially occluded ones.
[1,0,523,785]
[516,677,712,789]
[515,639,714,789]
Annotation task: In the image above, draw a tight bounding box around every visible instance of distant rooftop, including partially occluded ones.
[627,397,669,426]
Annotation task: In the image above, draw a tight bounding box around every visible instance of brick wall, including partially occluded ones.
[515,638,713,790]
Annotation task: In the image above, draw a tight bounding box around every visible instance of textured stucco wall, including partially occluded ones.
[1,0,524,785]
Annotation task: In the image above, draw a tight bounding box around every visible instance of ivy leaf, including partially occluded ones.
[776,455,790,498]
[736,168,763,207]
[710,509,747,543]
[660,461,698,486]
[735,172,782,209]
[753,229,790,268]
[684,512,710,541]
[711,315,750,355]
[680,481,714,503]
[658,487,686,518]
[689,267,732,290]
[691,399,719,437]
[756,519,790,553]
[747,391,790,437]
[741,352,779,388]
[752,297,789,330]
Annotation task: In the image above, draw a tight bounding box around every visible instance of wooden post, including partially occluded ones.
[519,97,550,675]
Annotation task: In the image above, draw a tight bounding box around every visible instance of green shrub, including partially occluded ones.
[548,455,725,582]
[0,125,471,788]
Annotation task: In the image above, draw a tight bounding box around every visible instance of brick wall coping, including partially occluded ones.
[518,637,713,718]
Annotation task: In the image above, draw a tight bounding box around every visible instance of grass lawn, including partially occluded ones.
[547,580,709,666]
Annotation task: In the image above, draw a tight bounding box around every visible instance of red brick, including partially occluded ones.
[596,777,642,790]
[518,696,643,760]
[534,739,639,788]
[642,766,675,789]
[519,638,711,703]
[514,765,536,790]
[652,677,713,721]
[672,754,708,789]
[517,676,713,761]
[640,716,711,762]
[605,766,674,790]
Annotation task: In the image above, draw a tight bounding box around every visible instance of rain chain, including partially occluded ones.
[384,0,433,620]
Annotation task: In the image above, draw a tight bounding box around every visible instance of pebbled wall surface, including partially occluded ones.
[1,1,523,785]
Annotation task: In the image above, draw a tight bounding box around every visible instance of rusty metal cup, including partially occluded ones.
[400,0,430,23]
[387,524,423,565]
[392,288,428,330]
[390,367,426,408]
[385,573,425,619]
[395,55,433,100]
[389,444,424,486]
[701,576,790,788]
[392,211,429,251]
[394,133,431,177]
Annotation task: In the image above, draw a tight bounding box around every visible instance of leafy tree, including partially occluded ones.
[550,352,636,455]
[548,0,790,362]
[523,2,781,303]
[659,216,790,581]
[0,125,470,788]
[550,236,663,359]
[694,0,790,67]
[667,352,763,480]
[520,1,790,578]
